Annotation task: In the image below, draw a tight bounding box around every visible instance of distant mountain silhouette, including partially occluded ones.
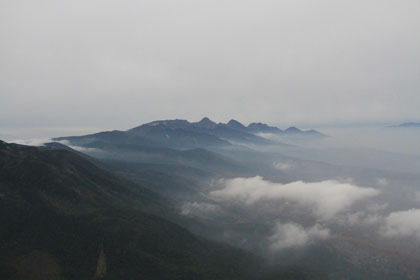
[128,118,326,141]
[227,119,248,131]
[282,126,326,138]
[193,117,218,129]
[284,126,302,133]
[247,122,283,134]
[55,118,325,152]
[391,122,420,128]
[129,118,271,146]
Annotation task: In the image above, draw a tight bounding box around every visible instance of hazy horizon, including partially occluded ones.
[1,0,420,130]
[0,118,417,140]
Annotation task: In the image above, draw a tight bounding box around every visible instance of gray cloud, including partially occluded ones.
[340,211,382,227]
[1,0,420,133]
[414,192,420,202]
[269,222,330,250]
[273,161,295,171]
[366,203,389,213]
[381,209,420,239]
[375,178,389,186]
[210,176,379,220]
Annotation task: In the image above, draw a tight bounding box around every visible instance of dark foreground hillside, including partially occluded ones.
[0,140,259,280]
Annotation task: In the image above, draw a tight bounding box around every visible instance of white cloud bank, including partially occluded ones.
[381,209,420,239]
[269,222,330,250]
[9,138,99,153]
[10,138,51,146]
[210,176,379,220]
[56,140,99,153]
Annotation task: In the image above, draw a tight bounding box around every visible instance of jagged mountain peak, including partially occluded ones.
[285,126,302,133]
[227,119,247,130]
[248,122,264,127]
[195,117,217,128]
[247,122,283,134]
[199,117,213,122]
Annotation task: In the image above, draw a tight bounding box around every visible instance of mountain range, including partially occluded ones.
[55,118,325,150]
[0,119,338,280]
[3,116,419,279]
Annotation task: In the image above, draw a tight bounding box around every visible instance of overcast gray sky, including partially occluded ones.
[1,0,420,135]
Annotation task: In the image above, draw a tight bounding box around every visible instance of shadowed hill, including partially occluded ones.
[54,131,250,176]
[0,140,260,280]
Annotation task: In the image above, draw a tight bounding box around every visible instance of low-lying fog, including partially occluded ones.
[256,125,420,174]
[178,125,420,275]
[4,124,420,277]
[315,126,420,156]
